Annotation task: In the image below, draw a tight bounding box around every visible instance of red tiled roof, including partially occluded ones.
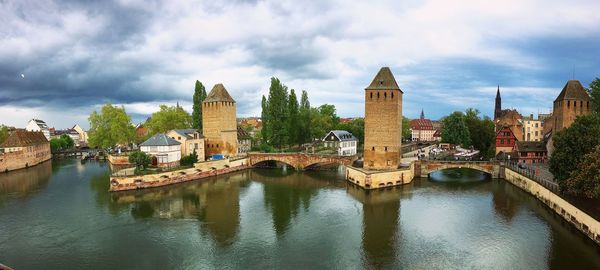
[1,130,48,147]
[410,119,434,130]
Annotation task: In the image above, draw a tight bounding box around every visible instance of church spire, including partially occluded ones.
[420,109,425,119]
[494,85,502,120]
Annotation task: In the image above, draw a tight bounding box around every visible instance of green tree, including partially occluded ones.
[192,80,207,129]
[128,151,151,170]
[180,151,199,166]
[298,90,312,144]
[336,118,364,145]
[49,138,62,153]
[464,108,495,158]
[589,77,600,115]
[565,145,600,198]
[261,95,269,144]
[267,77,289,148]
[0,125,8,144]
[441,111,471,146]
[88,103,135,149]
[402,116,411,141]
[550,114,600,191]
[60,134,75,149]
[146,105,193,134]
[310,105,339,140]
[287,89,300,145]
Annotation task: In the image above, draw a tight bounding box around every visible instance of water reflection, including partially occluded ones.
[347,184,413,269]
[0,160,52,206]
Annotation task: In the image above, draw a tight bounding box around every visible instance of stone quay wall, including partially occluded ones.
[0,147,52,172]
[346,162,414,189]
[504,168,600,245]
[110,157,249,192]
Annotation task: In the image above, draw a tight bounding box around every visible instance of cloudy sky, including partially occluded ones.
[1,0,599,129]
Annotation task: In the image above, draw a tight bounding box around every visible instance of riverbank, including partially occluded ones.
[503,167,600,246]
[109,157,249,192]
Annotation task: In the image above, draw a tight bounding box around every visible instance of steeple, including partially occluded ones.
[420,109,425,119]
[494,85,502,120]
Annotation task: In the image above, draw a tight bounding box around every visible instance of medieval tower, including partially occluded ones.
[363,67,403,170]
[202,83,238,158]
[552,80,592,133]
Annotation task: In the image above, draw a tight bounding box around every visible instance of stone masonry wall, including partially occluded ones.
[363,89,402,170]
[203,101,238,157]
[504,168,600,245]
[0,144,51,172]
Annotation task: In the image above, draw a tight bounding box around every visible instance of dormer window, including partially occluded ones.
[379,80,384,85]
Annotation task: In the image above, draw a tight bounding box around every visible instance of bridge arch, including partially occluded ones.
[252,159,297,169]
[417,161,500,178]
[248,152,356,171]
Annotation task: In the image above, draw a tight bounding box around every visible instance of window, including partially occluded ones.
[384,146,388,152]
[372,147,375,151]
[567,100,570,107]
[377,92,380,99]
[370,92,373,99]
[384,92,387,99]
[178,136,181,140]
[216,144,219,148]
[391,92,394,99]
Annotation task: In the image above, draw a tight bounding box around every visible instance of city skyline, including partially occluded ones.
[1,0,600,129]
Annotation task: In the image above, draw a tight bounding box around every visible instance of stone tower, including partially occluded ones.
[552,80,592,133]
[494,85,501,120]
[363,67,403,170]
[202,84,238,158]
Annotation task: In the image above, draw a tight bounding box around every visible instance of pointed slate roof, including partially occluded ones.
[204,83,236,103]
[365,67,402,92]
[554,80,591,102]
[140,133,181,146]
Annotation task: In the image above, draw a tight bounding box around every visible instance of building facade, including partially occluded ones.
[202,84,238,158]
[52,129,81,147]
[237,127,252,155]
[522,114,544,142]
[514,141,547,164]
[322,130,358,156]
[0,130,51,172]
[551,80,592,133]
[167,129,205,161]
[363,67,403,170]
[72,124,88,144]
[140,133,181,168]
[26,119,50,141]
[495,109,523,142]
[410,118,436,142]
[495,126,517,155]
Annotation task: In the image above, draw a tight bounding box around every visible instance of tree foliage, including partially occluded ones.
[464,108,496,158]
[180,151,199,166]
[402,116,411,141]
[589,77,600,115]
[192,80,207,129]
[441,111,471,146]
[49,134,75,153]
[298,90,312,144]
[129,151,151,170]
[266,77,289,148]
[261,95,269,144]
[336,118,364,145]
[88,103,135,149]
[287,89,300,145]
[146,105,193,134]
[550,114,600,191]
[565,145,600,198]
[0,125,8,144]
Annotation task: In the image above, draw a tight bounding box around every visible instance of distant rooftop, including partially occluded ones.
[140,133,181,146]
[554,80,591,102]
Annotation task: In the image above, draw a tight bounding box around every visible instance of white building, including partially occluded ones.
[140,133,181,168]
[322,130,358,156]
[72,124,88,144]
[26,119,50,141]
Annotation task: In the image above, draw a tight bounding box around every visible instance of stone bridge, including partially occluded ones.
[248,152,357,170]
[414,160,501,178]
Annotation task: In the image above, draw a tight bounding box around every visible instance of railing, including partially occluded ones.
[504,161,560,193]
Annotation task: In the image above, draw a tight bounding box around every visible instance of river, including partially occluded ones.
[1,159,599,269]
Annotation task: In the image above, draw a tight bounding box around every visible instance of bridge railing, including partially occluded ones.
[504,162,559,193]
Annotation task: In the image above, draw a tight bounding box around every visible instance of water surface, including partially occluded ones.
[1,160,599,269]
